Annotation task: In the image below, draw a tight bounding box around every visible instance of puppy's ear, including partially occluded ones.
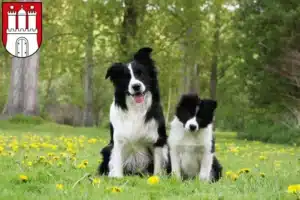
[105,63,124,80]
[200,99,217,112]
[134,47,153,63]
[178,93,201,107]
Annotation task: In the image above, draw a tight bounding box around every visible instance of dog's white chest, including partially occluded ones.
[168,118,213,178]
[177,134,205,176]
[114,110,158,143]
[110,101,159,172]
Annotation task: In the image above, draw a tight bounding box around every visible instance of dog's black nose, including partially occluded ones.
[189,124,197,131]
[132,83,141,91]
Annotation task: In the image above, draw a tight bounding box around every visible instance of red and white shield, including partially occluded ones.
[1,2,42,58]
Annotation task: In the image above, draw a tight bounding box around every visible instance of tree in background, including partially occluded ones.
[0,0,299,144]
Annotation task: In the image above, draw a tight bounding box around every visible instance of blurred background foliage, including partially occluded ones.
[0,0,299,145]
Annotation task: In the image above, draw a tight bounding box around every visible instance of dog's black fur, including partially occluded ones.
[174,93,222,182]
[98,47,171,176]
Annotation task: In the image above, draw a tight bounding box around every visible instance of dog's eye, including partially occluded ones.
[135,69,143,76]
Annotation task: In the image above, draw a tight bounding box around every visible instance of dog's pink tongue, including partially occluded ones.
[134,95,144,103]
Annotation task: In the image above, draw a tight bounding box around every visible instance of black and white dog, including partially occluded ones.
[98,47,170,178]
[168,93,222,182]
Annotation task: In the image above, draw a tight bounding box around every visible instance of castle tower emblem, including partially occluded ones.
[2,2,42,58]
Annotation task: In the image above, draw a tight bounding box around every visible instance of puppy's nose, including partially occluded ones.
[189,124,197,132]
[132,83,141,91]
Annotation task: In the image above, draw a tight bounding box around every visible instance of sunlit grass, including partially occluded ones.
[0,121,299,200]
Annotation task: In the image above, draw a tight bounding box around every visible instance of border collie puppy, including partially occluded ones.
[168,93,222,182]
[98,47,170,178]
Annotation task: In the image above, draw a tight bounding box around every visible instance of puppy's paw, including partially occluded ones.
[108,171,123,179]
[171,171,182,180]
[199,172,210,182]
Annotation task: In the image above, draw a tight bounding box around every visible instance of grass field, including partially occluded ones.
[0,120,299,200]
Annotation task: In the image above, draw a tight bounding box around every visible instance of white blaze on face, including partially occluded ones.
[184,105,200,131]
[128,63,146,103]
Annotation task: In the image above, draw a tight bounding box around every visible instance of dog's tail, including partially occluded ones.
[211,155,223,182]
[98,144,113,175]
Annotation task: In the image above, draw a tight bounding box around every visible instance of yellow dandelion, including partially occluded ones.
[38,156,46,161]
[111,187,122,193]
[147,176,160,185]
[77,163,86,169]
[229,147,239,153]
[92,178,101,185]
[225,171,234,177]
[259,155,267,160]
[60,152,68,158]
[8,151,15,157]
[288,184,300,194]
[260,173,265,178]
[46,160,53,166]
[48,152,55,157]
[66,142,73,149]
[230,173,239,181]
[11,145,18,152]
[19,174,28,182]
[53,156,59,161]
[27,161,33,166]
[56,183,64,190]
[82,160,88,166]
[88,138,97,144]
[238,168,250,174]
[51,145,57,150]
[226,171,238,181]
[279,148,285,152]
[71,156,77,161]
[30,143,39,149]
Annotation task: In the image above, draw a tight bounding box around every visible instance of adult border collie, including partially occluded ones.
[168,93,222,182]
[98,47,170,178]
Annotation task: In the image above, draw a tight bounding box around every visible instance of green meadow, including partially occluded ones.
[0,120,299,200]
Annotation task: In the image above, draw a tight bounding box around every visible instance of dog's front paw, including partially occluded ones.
[171,171,182,180]
[108,171,123,179]
[199,172,210,182]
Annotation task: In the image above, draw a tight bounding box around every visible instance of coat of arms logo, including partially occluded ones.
[2,2,42,58]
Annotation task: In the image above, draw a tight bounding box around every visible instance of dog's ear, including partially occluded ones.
[134,47,153,63]
[105,63,124,80]
[176,93,199,113]
[200,99,217,112]
[178,93,200,107]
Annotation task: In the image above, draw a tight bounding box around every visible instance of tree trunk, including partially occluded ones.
[181,28,194,94]
[120,0,148,60]
[189,63,200,93]
[165,75,173,124]
[180,40,188,93]
[43,58,56,113]
[210,2,221,130]
[7,58,25,115]
[209,7,220,101]
[1,53,10,114]
[83,8,94,127]
[23,51,40,115]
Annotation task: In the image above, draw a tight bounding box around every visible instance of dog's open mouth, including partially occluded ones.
[133,92,145,103]
[127,91,146,103]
